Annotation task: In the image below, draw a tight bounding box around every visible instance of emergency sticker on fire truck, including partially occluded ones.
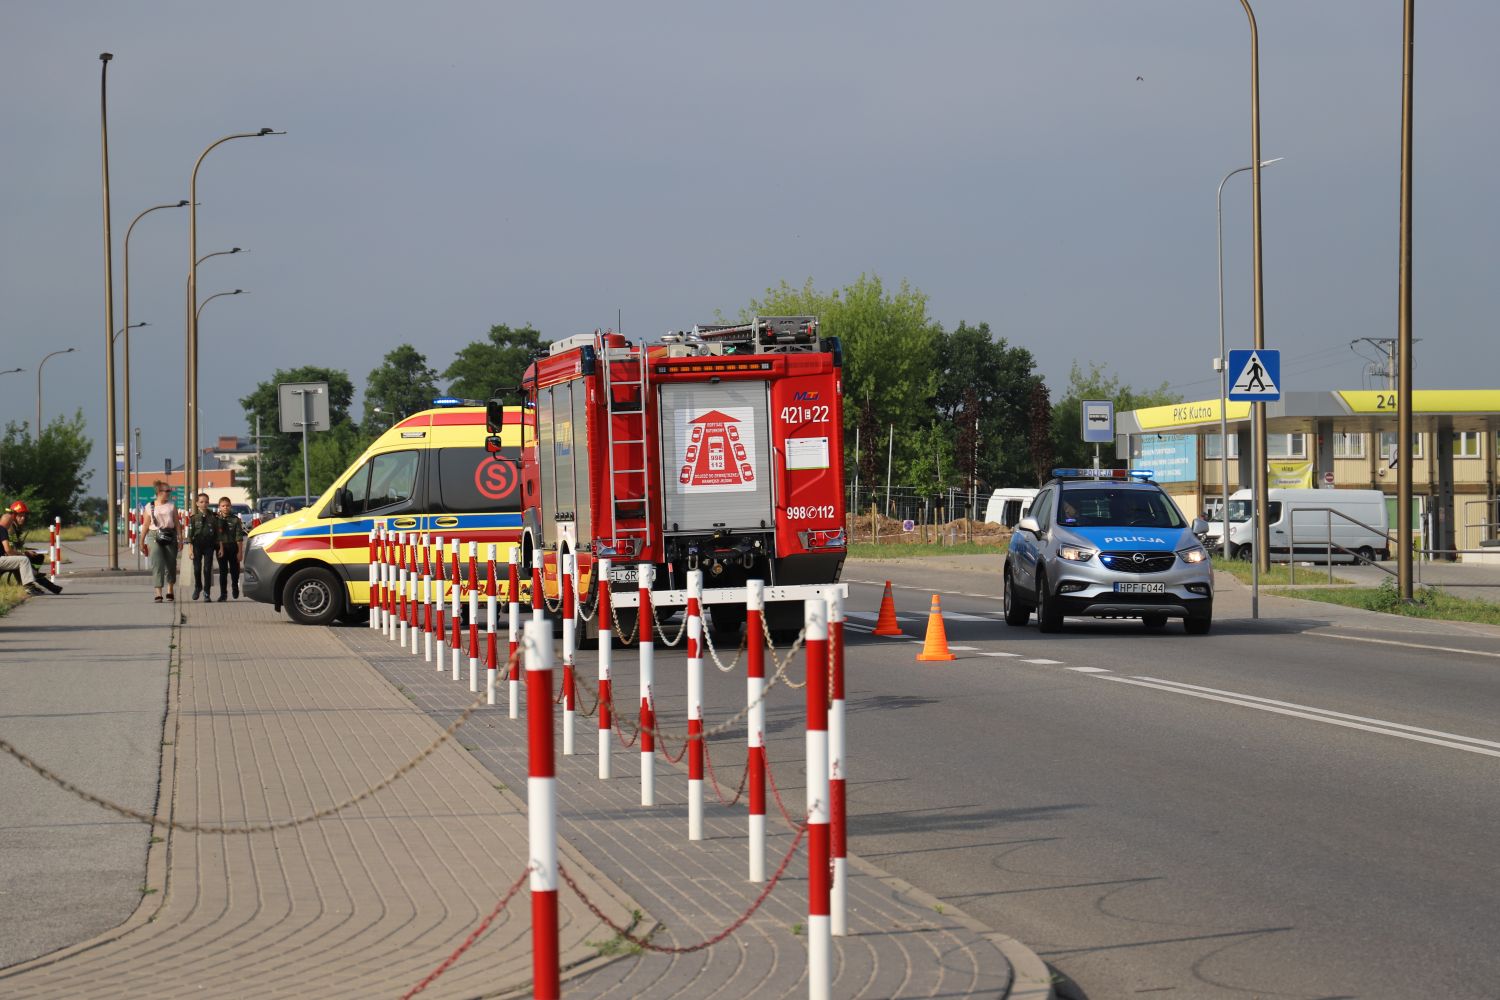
[784,436,830,470]
[675,407,757,493]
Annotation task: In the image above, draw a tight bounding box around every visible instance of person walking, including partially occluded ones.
[186,492,218,601]
[215,496,247,600]
[142,483,179,602]
[0,501,62,595]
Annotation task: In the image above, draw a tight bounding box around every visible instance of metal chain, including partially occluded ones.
[608,598,640,645]
[700,615,747,673]
[762,742,803,828]
[654,609,689,647]
[762,613,808,682]
[574,577,599,623]
[702,736,750,806]
[399,864,532,1000]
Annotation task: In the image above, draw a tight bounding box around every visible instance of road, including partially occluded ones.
[681,559,1500,1000]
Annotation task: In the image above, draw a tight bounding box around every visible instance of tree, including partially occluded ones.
[364,344,438,428]
[742,275,941,483]
[1051,361,1180,470]
[0,410,94,525]
[443,324,547,402]
[932,321,1046,490]
[240,367,357,499]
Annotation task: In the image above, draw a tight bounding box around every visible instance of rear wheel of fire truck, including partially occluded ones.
[709,604,747,642]
[763,602,804,645]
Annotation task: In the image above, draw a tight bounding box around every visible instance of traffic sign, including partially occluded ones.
[1081,399,1114,443]
[1227,349,1281,401]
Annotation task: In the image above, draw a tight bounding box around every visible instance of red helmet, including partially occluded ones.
[5,501,27,515]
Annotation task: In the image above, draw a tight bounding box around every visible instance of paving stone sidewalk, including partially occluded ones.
[0,596,638,999]
[346,616,1042,999]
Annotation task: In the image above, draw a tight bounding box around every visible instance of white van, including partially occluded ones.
[1224,488,1391,563]
[985,488,1039,528]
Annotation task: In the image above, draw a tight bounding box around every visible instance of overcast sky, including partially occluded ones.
[4,1,1497,487]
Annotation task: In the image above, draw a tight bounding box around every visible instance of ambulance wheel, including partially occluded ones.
[284,567,343,626]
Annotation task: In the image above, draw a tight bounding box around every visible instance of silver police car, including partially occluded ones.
[1003,469,1213,634]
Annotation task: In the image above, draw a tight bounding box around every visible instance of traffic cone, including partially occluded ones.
[873,581,904,636]
[915,595,956,662]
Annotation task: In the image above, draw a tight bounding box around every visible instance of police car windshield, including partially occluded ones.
[1056,488,1185,529]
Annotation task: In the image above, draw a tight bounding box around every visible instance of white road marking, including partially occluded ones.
[1067,666,1110,673]
[1021,658,1063,665]
[846,610,997,623]
[976,651,1020,658]
[1311,631,1500,661]
[1096,674,1500,758]
[946,645,979,651]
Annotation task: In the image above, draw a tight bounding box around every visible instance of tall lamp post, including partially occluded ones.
[189,289,245,494]
[122,199,188,558]
[36,348,78,441]
[1236,0,1272,575]
[100,52,122,567]
[1396,0,1415,599]
[187,128,282,501]
[184,248,245,497]
[1216,156,1283,559]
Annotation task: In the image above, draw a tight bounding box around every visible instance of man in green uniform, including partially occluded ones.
[186,492,218,601]
[215,496,248,601]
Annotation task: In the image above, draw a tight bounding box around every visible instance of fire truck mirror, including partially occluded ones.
[485,398,506,433]
[485,434,504,455]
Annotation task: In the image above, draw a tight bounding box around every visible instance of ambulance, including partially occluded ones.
[243,402,529,625]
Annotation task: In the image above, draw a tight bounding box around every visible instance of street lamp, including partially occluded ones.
[187,128,282,500]
[100,53,122,569]
[36,348,77,442]
[197,289,245,321]
[114,321,148,343]
[122,199,188,564]
[1216,156,1283,562]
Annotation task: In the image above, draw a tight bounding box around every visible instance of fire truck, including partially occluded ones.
[486,316,846,638]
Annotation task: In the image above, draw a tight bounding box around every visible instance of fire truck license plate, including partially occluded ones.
[609,565,638,585]
[1114,582,1165,594]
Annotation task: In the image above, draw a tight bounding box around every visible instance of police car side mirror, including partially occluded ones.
[1016,516,1041,536]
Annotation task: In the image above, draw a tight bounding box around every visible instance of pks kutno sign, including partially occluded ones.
[675,406,757,493]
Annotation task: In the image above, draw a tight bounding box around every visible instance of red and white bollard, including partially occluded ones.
[450,541,463,681]
[687,569,705,841]
[433,535,447,670]
[805,597,832,1000]
[597,557,613,780]
[508,548,521,719]
[468,542,480,692]
[422,534,434,661]
[747,580,767,882]
[367,528,380,629]
[561,553,576,756]
[50,517,60,578]
[128,506,137,555]
[382,528,395,638]
[396,532,409,647]
[524,617,560,1000]
[638,563,656,807]
[508,549,522,716]
[829,591,847,937]
[414,534,427,657]
[486,544,499,706]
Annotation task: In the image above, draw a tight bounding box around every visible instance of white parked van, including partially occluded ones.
[985,488,1039,528]
[1224,488,1391,563]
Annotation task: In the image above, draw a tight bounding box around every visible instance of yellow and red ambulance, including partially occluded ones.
[243,403,530,625]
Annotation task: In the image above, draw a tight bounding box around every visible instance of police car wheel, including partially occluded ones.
[1003,570,1030,627]
[1184,612,1212,635]
[285,567,343,626]
[1035,569,1063,633]
[1141,613,1168,629]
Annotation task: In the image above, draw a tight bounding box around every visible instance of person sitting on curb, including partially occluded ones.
[0,501,63,595]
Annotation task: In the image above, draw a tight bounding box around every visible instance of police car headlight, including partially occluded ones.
[1058,544,1095,562]
[250,531,281,550]
[1177,545,1208,564]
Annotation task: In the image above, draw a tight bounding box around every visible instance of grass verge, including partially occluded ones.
[1212,557,1350,586]
[1266,579,1500,626]
[847,542,1009,560]
[0,582,28,617]
[59,526,95,542]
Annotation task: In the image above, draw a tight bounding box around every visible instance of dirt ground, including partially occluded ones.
[847,513,1011,546]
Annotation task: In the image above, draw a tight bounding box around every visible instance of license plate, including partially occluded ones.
[609,565,638,585]
[1114,582,1165,594]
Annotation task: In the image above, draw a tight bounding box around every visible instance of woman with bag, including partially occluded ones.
[143,481,180,602]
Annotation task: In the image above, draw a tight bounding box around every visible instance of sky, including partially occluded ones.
[3,1,1498,490]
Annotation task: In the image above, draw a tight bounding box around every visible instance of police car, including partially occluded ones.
[1003,469,1213,635]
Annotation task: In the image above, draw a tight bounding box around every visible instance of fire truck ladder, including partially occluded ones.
[601,341,652,557]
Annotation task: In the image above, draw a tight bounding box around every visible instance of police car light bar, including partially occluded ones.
[1050,468,1156,481]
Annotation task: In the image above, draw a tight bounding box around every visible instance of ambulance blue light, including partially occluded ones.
[432,396,462,407]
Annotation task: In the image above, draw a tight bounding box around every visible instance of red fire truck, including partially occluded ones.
[486,316,846,637]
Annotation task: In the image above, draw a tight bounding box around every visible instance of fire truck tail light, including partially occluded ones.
[798,528,846,550]
[595,538,643,559]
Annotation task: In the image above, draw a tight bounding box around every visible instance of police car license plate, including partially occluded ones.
[1114,582,1165,594]
[609,565,638,585]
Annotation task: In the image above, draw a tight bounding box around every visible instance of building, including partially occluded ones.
[1117,390,1500,555]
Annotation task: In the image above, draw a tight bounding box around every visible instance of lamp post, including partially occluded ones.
[184,248,245,496]
[1396,0,1415,599]
[100,52,122,568]
[187,128,282,500]
[189,290,245,488]
[36,348,78,441]
[123,199,188,562]
[1216,156,1283,562]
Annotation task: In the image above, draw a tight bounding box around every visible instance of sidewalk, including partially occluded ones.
[0,585,638,997]
[344,618,1047,998]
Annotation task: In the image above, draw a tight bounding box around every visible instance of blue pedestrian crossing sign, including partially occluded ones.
[1227,349,1281,401]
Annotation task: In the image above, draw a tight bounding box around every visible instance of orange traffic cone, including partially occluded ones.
[915,595,956,662]
[873,581,904,636]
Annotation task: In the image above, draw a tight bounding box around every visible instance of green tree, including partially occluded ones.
[1051,361,1180,470]
[933,321,1047,489]
[364,344,439,428]
[443,324,547,402]
[240,367,357,499]
[743,275,941,482]
[0,410,94,524]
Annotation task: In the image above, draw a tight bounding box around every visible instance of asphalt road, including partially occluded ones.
[667,561,1500,1000]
